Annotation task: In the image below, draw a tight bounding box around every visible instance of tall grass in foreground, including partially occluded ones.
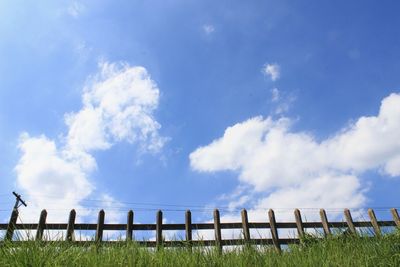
[1,231,399,267]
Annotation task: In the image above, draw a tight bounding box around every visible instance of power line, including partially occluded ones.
[5,193,398,215]
[17,194,400,212]
[21,193,216,209]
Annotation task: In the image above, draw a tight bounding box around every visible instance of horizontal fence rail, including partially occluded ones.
[1,208,399,251]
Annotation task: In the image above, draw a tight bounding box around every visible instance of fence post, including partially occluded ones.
[294,209,304,239]
[95,210,105,242]
[344,209,357,235]
[268,209,281,252]
[368,209,381,236]
[185,210,192,247]
[213,209,222,253]
[66,209,76,241]
[241,209,250,243]
[391,208,400,228]
[126,210,133,242]
[5,209,19,241]
[390,208,400,227]
[319,209,331,236]
[156,210,163,249]
[36,209,47,241]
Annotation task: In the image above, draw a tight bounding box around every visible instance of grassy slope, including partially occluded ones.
[1,233,399,266]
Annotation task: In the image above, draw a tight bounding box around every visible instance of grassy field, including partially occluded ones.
[1,232,399,266]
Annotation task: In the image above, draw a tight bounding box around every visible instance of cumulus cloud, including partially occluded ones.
[15,61,165,222]
[15,134,94,222]
[190,93,400,218]
[66,62,165,153]
[263,63,280,81]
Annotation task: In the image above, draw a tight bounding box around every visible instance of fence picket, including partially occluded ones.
[5,209,18,241]
[66,209,76,241]
[185,210,192,243]
[344,209,357,235]
[127,210,133,242]
[368,209,381,236]
[214,209,222,252]
[95,210,105,242]
[294,209,304,238]
[36,209,47,241]
[156,210,163,249]
[268,209,281,252]
[391,208,400,228]
[241,209,250,242]
[319,209,331,236]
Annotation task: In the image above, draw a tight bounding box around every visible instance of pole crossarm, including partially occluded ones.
[12,191,27,210]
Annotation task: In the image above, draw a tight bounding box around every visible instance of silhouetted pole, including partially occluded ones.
[6,192,27,241]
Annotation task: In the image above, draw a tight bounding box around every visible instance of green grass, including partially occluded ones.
[1,232,399,266]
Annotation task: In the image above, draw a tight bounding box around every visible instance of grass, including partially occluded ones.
[0,231,399,266]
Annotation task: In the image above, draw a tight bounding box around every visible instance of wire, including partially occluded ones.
[16,194,400,212]
[25,193,211,208]
[4,193,399,215]
[35,207,224,212]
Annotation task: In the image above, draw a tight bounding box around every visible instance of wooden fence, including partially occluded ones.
[1,208,399,251]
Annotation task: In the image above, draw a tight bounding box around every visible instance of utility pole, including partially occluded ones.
[12,191,27,211]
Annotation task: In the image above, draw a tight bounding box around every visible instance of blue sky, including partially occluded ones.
[1,0,400,227]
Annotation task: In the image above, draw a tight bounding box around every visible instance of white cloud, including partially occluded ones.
[253,174,366,211]
[67,1,85,18]
[15,134,94,222]
[263,63,280,81]
[190,93,400,215]
[274,101,291,115]
[15,61,165,223]
[99,194,125,224]
[270,88,295,115]
[203,24,215,35]
[271,88,280,102]
[66,62,165,153]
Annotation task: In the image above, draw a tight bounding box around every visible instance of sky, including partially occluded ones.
[1,0,400,231]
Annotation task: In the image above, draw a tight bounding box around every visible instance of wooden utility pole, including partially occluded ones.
[5,191,27,240]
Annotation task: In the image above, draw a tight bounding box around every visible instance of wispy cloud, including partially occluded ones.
[263,63,280,81]
[271,88,280,102]
[67,1,85,18]
[270,88,296,115]
[74,41,93,62]
[15,61,166,222]
[203,24,215,35]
